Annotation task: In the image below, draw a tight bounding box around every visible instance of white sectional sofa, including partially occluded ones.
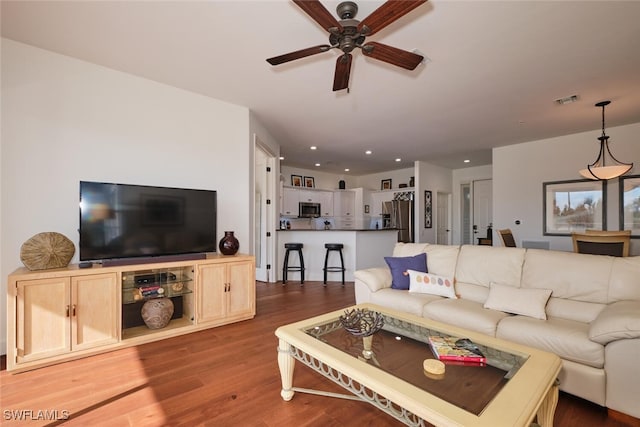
[354,243,640,419]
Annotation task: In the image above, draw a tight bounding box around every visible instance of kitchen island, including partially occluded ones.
[276,229,398,283]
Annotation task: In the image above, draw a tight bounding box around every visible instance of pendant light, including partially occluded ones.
[579,100,633,180]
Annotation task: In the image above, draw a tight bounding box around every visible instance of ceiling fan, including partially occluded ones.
[267,0,427,91]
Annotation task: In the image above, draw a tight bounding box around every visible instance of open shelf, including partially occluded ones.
[122,316,194,340]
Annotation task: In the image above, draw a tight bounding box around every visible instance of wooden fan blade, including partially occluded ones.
[333,54,352,91]
[361,42,423,70]
[293,0,343,32]
[358,0,427,36]
[267,45,331,65]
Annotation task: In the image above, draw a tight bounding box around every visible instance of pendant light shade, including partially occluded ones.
[579,100,633,180]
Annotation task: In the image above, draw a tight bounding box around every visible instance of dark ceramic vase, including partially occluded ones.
[219,231,240,255]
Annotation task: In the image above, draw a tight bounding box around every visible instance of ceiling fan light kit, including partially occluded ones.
[578,100,633,180]
[266,0,427,92]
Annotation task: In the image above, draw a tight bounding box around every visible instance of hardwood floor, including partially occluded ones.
[1,281,637,426]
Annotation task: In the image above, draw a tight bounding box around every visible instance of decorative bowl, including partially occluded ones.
[339,308,384,337]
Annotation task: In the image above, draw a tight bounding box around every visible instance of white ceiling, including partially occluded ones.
[2,1,640,174]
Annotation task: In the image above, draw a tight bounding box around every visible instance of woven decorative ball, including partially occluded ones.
[20,232,75,271]
[141,298,174,329]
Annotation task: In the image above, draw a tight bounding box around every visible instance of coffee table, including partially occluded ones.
[276,303,561,427]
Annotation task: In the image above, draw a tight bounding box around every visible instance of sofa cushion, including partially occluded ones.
[422,299,509,337]
[521,249,612,304]
[454,245,526,296]
[497,316,604,369]
[385,253,427,290]
[423,244,460,278]
[392,242,429,257]
[483,282,552,320]
[407,269,457,299]
[589,300,640,345]
[608,256,640,302]
[369,288,442,317]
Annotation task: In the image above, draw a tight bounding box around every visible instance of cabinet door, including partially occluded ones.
[334,191,355,216]
[317,191,334,216]
[282,187,299,216]
[16,277,71,363]
[71,273,119,351]
[197,263,227,323]
[227,261,256,318]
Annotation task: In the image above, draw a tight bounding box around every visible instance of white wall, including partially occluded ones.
[493,122,640,254]
[280,165,355,191]
[354,168,415,191]
[1,39,253,352]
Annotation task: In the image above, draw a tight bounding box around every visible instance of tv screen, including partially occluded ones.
[79,181,217,262]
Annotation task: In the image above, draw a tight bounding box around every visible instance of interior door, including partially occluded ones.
[436,192,452,244]
[472,180,493,244]
[254,138,276,282]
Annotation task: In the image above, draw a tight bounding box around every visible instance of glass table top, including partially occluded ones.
[304,310,528,416]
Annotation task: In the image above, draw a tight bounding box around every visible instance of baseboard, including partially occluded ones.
[608,409,640,426]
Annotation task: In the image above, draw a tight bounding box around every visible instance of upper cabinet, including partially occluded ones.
[281,187,299,216]
[334,190,356,217]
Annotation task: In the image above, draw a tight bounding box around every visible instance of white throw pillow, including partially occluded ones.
[484,282,552,320]
[407,269,457,299]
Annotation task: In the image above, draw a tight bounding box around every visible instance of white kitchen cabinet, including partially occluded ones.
[281,187,299,216]
[333,190,356,217]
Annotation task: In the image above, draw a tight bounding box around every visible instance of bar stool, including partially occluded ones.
[323,243,345,286]
[283,243,305,285]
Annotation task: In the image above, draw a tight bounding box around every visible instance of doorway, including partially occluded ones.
[254,137,276,282]
[472,179,493,245]
[436,192,452,244]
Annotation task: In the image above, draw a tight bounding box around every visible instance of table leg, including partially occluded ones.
[536,379,559,427]
[278,338,295,401]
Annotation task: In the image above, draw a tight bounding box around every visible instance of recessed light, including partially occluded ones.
[395,158,401,162]
[279,156,285,160]
[315,163,320,167]
[365,150,372,155]
[310,146,317,150]
[463,159,470,163]
[344,168,350,172]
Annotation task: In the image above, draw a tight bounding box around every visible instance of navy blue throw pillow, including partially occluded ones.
[384,253,428,290]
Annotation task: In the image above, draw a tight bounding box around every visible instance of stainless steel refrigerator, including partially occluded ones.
[383,199,414,243]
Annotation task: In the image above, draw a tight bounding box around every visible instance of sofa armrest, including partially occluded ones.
[353,268,392,293]
[589,300,640,345]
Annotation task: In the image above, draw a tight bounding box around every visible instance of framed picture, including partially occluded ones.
[381,179,392,190]
[291,175,302,187]
[424,190,432,228]
[619,174,640,238]
[304,176,315,188]
[543,179,607,236]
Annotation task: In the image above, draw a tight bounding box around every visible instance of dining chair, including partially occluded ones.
[498,229,516,247]
[571,231,630,257]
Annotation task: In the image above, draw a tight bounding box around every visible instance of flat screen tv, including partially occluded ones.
[79,181,217,263]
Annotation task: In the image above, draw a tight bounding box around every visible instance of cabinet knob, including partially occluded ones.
[66,305,70,317]
[72,304,77,316]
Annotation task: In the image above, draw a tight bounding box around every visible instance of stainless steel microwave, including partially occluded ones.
[299,202,321,218]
